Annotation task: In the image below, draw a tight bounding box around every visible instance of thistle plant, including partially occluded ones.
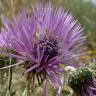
[68,67,96,96]
[0,1,86,96]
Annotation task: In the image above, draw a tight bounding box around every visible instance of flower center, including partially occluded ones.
[26,38,59,85]
[41,38,59,62]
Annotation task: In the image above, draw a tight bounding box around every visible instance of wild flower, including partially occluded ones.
[0,2,86,95]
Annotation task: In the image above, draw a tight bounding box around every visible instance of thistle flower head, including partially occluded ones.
[68,67,96,96]
[0,2,86,95]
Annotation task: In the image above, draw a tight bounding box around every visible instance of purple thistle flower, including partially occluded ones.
[0,2,86,95]
[68,67,96,96]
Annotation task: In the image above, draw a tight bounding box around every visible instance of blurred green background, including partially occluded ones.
[0,0,96,96]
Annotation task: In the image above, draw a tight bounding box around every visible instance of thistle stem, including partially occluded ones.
[8,57,12,91]
[6,57,13,96]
